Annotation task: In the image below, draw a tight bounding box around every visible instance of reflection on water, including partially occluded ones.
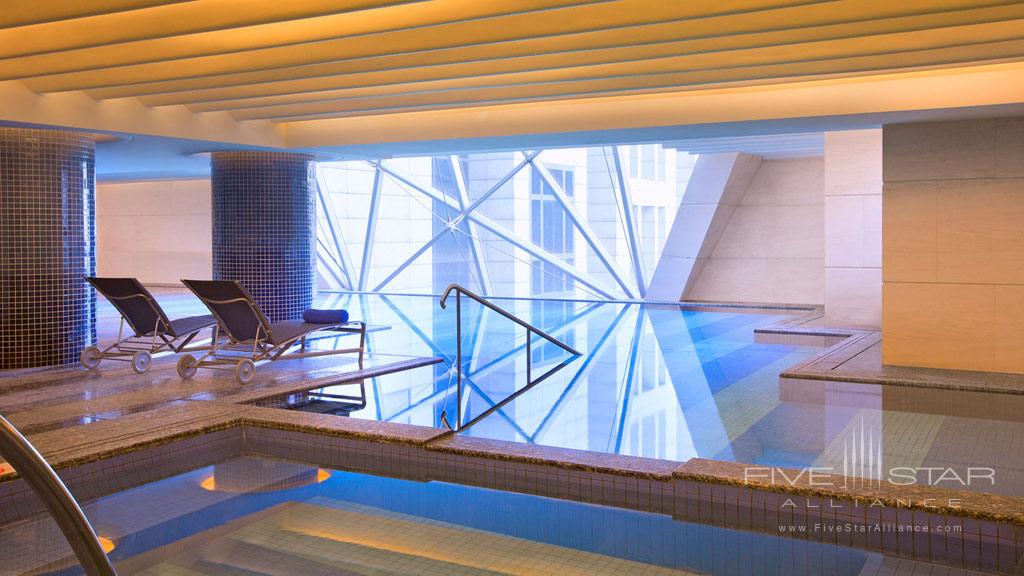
[310,293,1024,498]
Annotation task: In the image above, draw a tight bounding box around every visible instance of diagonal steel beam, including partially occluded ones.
[316,236,349,289]
[315,171,355,289]
[532,156,635,299]
[371,155,537,293]
[358,165,384,290]
[374,152,618,297]
[472,212,617,299]
[373,158,618,299]
[440,151,539,229]
[450,154,492,295]
[610,146,647,297]
[368,151,530,291]
[371,226,447,292]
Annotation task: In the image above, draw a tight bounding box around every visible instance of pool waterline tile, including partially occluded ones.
[5,424,1017,575]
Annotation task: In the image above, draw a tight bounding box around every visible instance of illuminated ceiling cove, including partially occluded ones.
[1,0,1024,152]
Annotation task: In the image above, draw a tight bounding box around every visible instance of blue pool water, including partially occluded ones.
[311,294,823,461]
[93,290,1024,498]
[5,456,910,576]
[297,294,1024,499]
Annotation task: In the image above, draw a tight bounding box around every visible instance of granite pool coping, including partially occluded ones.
[754,309,1024,395]
[780,330,1024,395]
[4,397,1022,528]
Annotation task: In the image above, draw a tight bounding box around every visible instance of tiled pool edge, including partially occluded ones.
[2,407,1023,573]
[763,312,1024,395]
[240,421,1024,573]
[5,402,1024,525]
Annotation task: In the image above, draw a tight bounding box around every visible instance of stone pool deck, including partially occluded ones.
[757,308,1024,395]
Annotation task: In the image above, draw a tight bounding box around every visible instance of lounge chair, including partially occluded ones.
[82,277,218,373]
[178,279,366,384]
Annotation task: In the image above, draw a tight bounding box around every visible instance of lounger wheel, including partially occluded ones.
[235,359,256,384]
[80,346,102,369]
[176,354,198,379]
[131,351,152,374]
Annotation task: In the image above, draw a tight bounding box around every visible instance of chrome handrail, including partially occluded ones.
[440,285,581,356]
[439,284,582,432]
[0,415,118,576]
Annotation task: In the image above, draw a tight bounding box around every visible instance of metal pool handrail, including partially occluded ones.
[439,284,582,432]
[0,415,118,576]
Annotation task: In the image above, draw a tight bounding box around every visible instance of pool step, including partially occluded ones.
[139,500,699,575]
[182,559,275,576]
[178,541,360,576]
[239,501,697,575]
[228,527,511,576]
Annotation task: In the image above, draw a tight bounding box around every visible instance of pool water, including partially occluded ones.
[292,294,1024,499]
[0,456,953,576]
[312,294,822,462]
[95,291,1024,498]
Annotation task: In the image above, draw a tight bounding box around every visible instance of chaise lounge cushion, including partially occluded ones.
[302,309,349,324]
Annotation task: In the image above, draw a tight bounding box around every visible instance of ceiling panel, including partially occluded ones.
[230,39,1024,121]
[2,0,1023,142]
[0,0,429,59]
[169,22,1024,116]
[0,0,188,29]
[10,0,824,89]
[121,3,1024,106]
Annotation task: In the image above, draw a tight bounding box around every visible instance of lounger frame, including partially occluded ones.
[101,295,209,357]
[179,287,365,383]
[84,279,216,373]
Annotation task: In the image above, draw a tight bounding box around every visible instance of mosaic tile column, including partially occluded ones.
[211,152,315,322]
[0,128,96,368]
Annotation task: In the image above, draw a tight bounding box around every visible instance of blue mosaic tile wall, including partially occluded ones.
[211,152,315,323]
[0,128,96,368]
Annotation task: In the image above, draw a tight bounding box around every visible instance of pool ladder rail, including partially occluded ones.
[0,414,118,576]
[438,284,582,433]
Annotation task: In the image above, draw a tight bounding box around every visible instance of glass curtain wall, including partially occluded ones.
[315,145,697,301]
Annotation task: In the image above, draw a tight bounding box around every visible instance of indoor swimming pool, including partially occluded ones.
[2,292,1020,575]
[305,293,823,459]
[0,455,950,576]
[266,293,1024,499]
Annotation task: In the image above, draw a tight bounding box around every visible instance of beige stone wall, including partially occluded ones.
[824,130,882,328]
[646,153,761,302]
[96,179,212,285]
[687,157,825,305]
[882,117,1024,374]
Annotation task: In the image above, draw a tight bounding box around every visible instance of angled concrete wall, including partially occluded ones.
[646,153,761,301]
[683,156,825,305]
